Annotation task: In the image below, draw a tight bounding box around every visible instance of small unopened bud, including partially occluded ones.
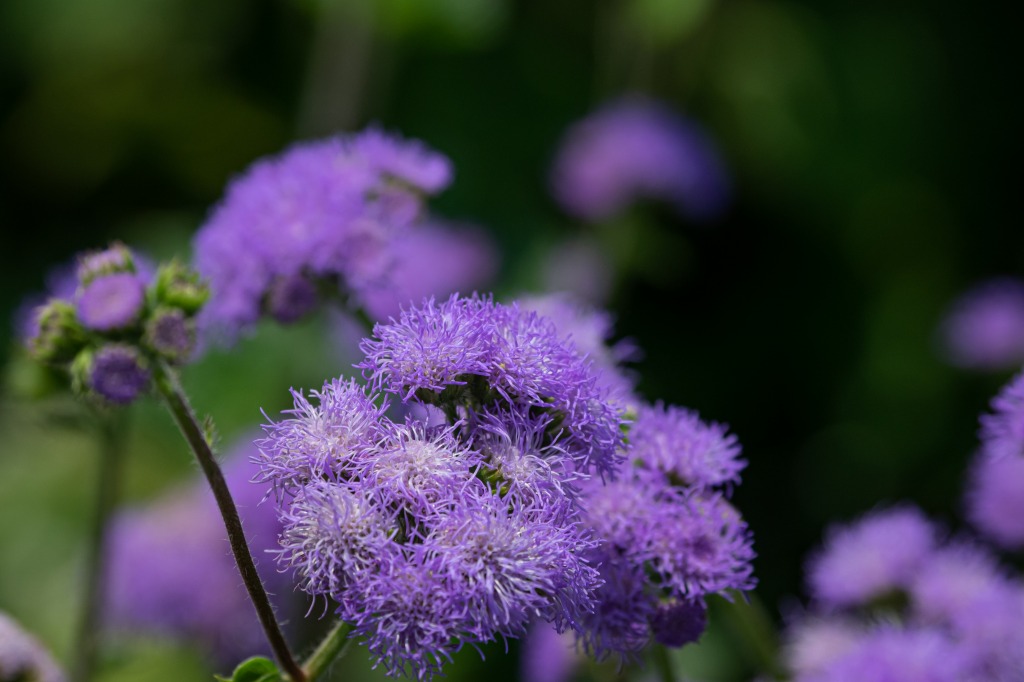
[77,273,146,331]
[152,261,209,315]
[144,308,195,363]
[84,344,151,405]
[265,272,319,324]
[77,242,136,285]
[27,300,87,364]
[650,598,707,648]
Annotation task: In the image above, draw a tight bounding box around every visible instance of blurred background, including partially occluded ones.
[1,0,1021,680]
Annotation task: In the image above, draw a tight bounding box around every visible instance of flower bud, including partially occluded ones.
[264,272,319,324]
[27,299,87,364]
[77,242,137,286]
[650,598,707,648]
[152,261,209,315]
[83,344,151,405]
[77,273,146,331]
[144,308,195,363]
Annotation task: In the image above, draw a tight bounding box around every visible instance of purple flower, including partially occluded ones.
[965,451,1024,550]
[978,370,1024,461]
[193,130,452,342]
[359,218,499,321]
[783,617,864,679]
[106,439,292,664]
[520,624,580,682]
[630,403,745,490]
[0,612,65,682]
[550,97,730,222]
[359,294,626,477]
[939,278,1024,370]
[650,598,707,648]
[144,308,196,363]
[255,378,388,497]
[909,541,1012,626]
[76,273,146,331]
[88,344,151,404]
[797,626,972,682]
[806,507,936,609]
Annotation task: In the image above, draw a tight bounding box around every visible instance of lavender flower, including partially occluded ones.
[359,218,499,321]
[359,294,625,477]
[965,451,1024,550]
[86,344,151,404]
[806,507,936,609]
[550,97,730,222]
[978,370,1024,461]
[76,273,146,331]
[106,439,291,663]
[0,612,65,682]
[939,278,1024,370]
[193,129,452,341]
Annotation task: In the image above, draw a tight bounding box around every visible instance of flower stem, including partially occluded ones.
[152,363,306,682]
[70,413,124,682]
[651,645,676,682]
[303,620,353,680]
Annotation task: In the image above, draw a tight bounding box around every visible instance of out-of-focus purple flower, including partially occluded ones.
[978,370,1024,461]
[88,344,151,404]
[797,626,971,682]
[0,612,65,682]
[806,507,936,609]
[76,273,146,331]
[106,439,291,664]
[939,278,1024,370]
[359,218,499,321]
[650,598,707,648]
[193,129,452,342]
[965,451,1024,550]
[550,97,730,223]
[909,541,1011,625]
[783,617,864,679]
[520,624,580,682]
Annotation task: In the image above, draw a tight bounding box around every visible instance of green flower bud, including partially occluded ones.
[152,261,209,315]
[28,300,87,365]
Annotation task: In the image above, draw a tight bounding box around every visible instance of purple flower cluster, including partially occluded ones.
[550,97,730,223]
[939,278,1024,370]
[105,439,292,664]
[787,507,1024,681]
[258,295,756,678]
[192,129,454,342]
[0,612,65,682]
[576,402,754,659]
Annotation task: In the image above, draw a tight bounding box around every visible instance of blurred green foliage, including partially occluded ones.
[1,0,1021,680]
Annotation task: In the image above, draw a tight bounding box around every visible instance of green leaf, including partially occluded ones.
[214,657,283,682]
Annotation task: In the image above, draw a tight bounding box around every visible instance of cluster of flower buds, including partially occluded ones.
[25,243,209,405]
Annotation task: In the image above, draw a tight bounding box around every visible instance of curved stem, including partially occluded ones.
[153,364,306,682]
[651,645,676,682]
[303,620,353,681]
[71,413,125,682]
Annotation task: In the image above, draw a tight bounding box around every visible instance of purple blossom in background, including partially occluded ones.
[0,612,65,682]
[965,452,1024,549]
[806,507,936,609]
[106,439,292,664]
[359,218,499,321]
[550,97,730,223]
[939,278,1024,370]
[192,128,453,342]
[977,370,1024,461]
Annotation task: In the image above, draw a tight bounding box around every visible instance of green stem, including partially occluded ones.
[153,364,306,682]
[70,413,125,682]
[651,645,676,682]
[303,620,353,681]
[719,595,785,679]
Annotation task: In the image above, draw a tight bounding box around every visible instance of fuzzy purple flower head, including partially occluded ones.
[939,278,1024,370]
[87,344,151,404]
[965,452,1024,550]
[193,128,453,342]
[551,97,730,222]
